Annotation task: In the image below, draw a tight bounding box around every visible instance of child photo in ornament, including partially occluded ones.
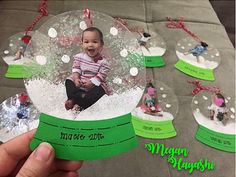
[65,27,112,112]
[192,92,235,134]
[0,92,39,142]
[208,93,231,126]
[1,32,33,65]
[132,81,178,122]
[138,32,151,50]
[176,37,220,70]
[184,41,211,63]
[140,82,162,116]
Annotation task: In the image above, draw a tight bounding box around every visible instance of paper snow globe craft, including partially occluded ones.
[190,82,235,152]
[0,92,39,142]
[23,10,146,160]
[132,81,178,139]
[0,32,35,78]
[175,37,220,81]
[136,32,166,67]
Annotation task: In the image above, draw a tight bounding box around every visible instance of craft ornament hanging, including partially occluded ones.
[24,9,146,160]
[175,37,220,81]
[1,0,48,78]
[115,18,167,67]
[167,17,220,81]
[0,32,34,78]
[132,81,178,139]
[0,92,39,142]
[137,32,166,67]
[189,80,235,152]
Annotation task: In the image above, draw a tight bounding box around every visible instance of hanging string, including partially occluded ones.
[114,17,144,33]
[166,17,202,43]
[25,0,48,35]
[188,80,221,95]
[83,8,93,27]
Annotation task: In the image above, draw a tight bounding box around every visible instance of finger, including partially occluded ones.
[54,160,83,171]
[16,142,54,177]
[50,171,79,177]
[0,129,36,176]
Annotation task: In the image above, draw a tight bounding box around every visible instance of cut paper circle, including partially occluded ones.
[132,81,178,139]
[23,10,146,160]
[175,37,220,81]
[0,92,39,142]
[0,32,35,78]
[192,91,235,152]
[135,32,166,67]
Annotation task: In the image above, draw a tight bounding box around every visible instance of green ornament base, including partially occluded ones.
[132,116,176,139]
[5,64,32,78]
[30,113,138,160]
[196,124,235,152]
[145,56,165,67]
[175,60,214,81]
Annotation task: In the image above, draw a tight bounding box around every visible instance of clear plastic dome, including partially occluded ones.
[24,10,146,120]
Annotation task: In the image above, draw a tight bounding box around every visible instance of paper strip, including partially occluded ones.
[132,116,176,139]
[145,56,165,67]
[195,124,235,152]
[175,60,214,81]
[30,113,138,160]
[5,65,32,78]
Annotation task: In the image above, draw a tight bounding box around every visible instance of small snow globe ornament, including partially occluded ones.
[0,92,39,142]
[0,32,34,78]
[135,32,166,67]
[24,10,146,160]
[190,81,235,152]
[132,81,178,139]
[175,37,220,81]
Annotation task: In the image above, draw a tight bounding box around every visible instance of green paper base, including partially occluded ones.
[132,116,176,139]
[196,124,235,152]
[5,64,32,78]
[30,113,138,160]
[175,60,214,81]
[145,56,165,67]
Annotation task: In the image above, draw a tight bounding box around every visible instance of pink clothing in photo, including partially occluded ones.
[69,52,112,95]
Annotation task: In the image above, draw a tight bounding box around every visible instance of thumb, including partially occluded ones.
[17,142,55,177]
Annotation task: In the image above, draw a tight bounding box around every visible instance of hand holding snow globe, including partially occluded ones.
[24,9,146,160]
[132,81,178,139]
[190,80,235,152]
[175,37,220,81]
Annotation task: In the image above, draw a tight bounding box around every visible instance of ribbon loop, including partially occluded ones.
[166,17,202,43]
[188,80,221,95]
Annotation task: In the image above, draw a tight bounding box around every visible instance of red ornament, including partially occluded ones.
[18,93,29,104]
[21,35,32,44]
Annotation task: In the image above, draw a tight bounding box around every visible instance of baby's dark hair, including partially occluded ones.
[201,41,208,48]
[82,27,104,45]
[215,93,226,107]
[143,32,151,38]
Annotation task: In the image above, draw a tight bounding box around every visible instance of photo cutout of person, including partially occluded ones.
[65,27,112,113]
[140,82,162,116]
[176,37,220,70]
[208,93,230,126]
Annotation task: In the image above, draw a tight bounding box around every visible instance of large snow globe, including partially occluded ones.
[24,10,146,160]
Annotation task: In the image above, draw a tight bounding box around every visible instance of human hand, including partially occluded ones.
[82,80,94,89]
[0,130,83,177]
[72,73,80,80]
[74,78,82,88]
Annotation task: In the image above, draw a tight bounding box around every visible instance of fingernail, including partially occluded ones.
[34,142,53,161]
